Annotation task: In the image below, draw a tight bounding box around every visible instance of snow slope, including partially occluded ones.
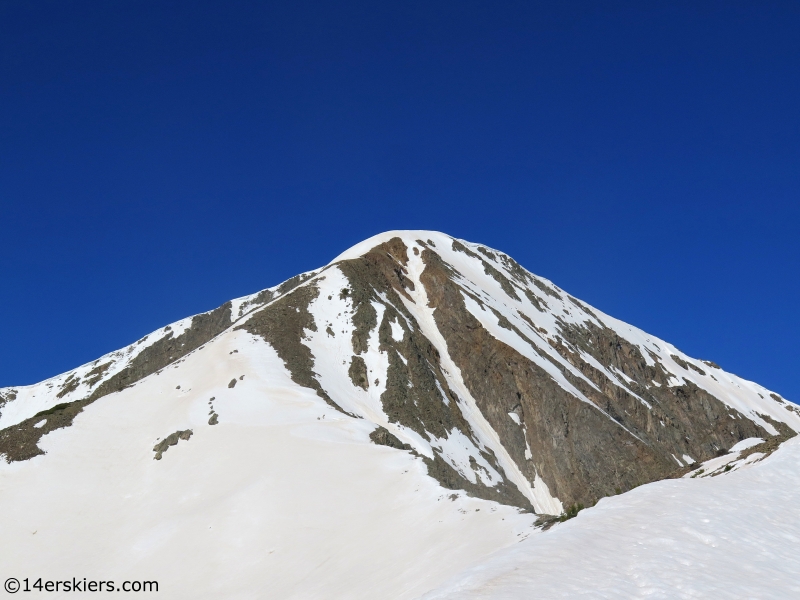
[0,329,535,599]
[423,435,800,599]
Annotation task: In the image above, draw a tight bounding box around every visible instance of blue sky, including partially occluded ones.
[1,1,798,401]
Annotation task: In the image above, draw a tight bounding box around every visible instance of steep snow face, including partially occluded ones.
[423,436,800,600]
[298,266,434,457]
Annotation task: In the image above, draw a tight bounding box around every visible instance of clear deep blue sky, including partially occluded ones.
[1,1,798,401]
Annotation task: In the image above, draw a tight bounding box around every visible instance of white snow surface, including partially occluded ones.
[424,436,800,600]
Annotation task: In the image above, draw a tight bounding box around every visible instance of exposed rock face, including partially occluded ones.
[1,231,796,515]
[0,389,16,419]
[419,249,765,505]
[153,429,193,460]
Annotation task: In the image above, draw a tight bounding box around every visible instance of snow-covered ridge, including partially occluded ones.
[0,269,320,430]
[0,315,194,429]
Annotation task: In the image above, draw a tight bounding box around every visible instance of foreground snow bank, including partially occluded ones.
[423,436,800,599]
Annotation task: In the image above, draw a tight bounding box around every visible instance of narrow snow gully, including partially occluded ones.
[399,237,563,515]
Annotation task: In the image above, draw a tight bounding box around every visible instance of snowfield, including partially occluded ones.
[424,436,800,599]
[0,330,535,599]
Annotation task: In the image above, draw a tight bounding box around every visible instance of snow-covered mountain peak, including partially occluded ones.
[1,232,797,512]
[1,231,798,598]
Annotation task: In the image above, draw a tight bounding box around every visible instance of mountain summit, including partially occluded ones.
[1,231,796,596]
